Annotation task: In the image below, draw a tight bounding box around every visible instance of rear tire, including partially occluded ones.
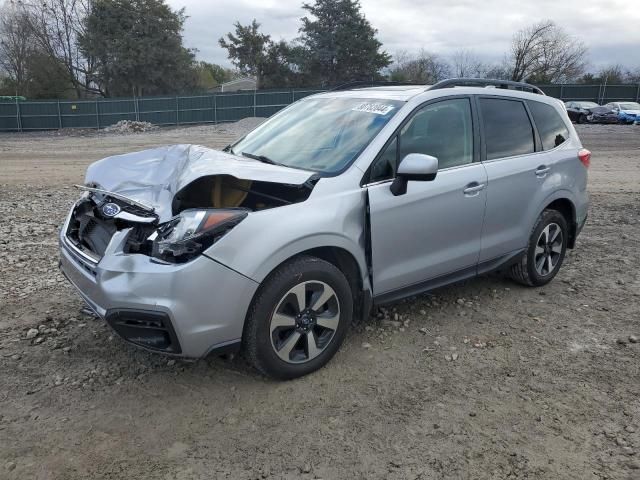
[510,210,568,287]
[243,256,352,380]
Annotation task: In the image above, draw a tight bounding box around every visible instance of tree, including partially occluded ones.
[451,49,486,78]
[0,3,75,98]
[625,67,640,83]
[598,65,625,84]
[18,0,98,97]
[508,20,587,83]
[79,0,197,96]
[219,20,271,88]
[298,0,391,85]
[389,49,451,84]
[0,4,34,95]
[219,20,304,88]
[193,62,237,91]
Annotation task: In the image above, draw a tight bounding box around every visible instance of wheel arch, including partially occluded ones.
[242,243,372,339]
[541,194,577,248]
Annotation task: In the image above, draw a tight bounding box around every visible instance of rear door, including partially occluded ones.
[478,96,569,263]
[367,97,487,296]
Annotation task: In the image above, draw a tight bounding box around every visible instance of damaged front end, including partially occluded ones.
[63,145,318,266]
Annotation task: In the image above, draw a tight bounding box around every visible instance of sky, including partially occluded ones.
[167,0,640,72]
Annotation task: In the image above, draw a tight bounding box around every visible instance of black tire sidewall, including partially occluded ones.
[525,210,568,286]
[245,257,353,380]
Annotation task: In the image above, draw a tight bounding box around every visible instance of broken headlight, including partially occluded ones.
[152,209,248,263]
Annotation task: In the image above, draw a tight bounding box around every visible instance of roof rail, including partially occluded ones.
[330,80,426,91]
[429,78,545,95]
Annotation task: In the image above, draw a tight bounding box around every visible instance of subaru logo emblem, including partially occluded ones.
[102,202,121,217]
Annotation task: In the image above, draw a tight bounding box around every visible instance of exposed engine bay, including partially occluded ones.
[65,174,315,265]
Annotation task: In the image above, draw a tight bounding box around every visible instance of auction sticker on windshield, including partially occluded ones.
[352,102,395,115]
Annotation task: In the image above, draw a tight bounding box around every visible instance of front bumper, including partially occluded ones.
[588,114,619,124]
[59,225,259,358]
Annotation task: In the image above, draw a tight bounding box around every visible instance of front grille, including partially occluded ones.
[77,215,115,257]
[65,198,116,259]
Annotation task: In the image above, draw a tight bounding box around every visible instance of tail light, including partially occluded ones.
[578,149,591,169]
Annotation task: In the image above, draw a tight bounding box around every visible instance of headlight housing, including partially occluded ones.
[152,208,248,263]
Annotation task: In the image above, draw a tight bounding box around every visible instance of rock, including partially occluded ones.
[34,337,45,345]
[617,279,625,285]
[456,298,465,305]
[419,309,426,315]
[418,327,428,335]
[5,461,16,472]
[626,460,640,470]
[302,463,312,473]
[381,319,401,328]
[622,447,636,456]
[451,353,459,361]
[617,338,627,345]
[25,328,38,339]
[103,120,158,134]
[361,342,371,349]
[625,425,636,433]
[629,335,638,344]
[616,437,628,447]
[167,359,176,366]
[445,354,452,361]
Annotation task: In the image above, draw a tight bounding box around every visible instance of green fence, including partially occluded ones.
[1,84,639,132]
[0,88,324,132]
[538,83,640,103]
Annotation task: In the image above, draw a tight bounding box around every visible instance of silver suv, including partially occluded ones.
[59,79,590,379]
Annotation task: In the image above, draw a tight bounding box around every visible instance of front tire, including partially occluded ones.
[243,256,352,379]
[510,210,568,287]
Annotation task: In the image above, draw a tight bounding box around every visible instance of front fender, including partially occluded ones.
[204,187,369,285]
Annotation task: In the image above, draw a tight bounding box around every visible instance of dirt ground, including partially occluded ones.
[1,122,639,480]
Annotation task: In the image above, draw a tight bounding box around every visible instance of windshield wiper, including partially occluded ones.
[241,151,282,166]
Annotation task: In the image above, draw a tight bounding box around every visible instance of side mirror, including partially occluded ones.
[390,153,438,196]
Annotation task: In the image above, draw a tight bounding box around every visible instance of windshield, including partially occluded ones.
[577,102,598,108]
[619,102,640,110]
[231,97,403,174]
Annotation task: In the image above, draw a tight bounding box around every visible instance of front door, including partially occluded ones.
[367,97,487,297]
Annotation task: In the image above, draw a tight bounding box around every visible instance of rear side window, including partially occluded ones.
[480,98,534,160]
[528,101,569,150]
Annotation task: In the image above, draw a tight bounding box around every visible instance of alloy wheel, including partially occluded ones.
[269,281,340,364]
[534,223,563,277]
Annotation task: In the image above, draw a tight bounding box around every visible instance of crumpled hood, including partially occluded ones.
[84,144,315,222]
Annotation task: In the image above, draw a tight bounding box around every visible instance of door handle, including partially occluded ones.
[535,165,550,177]
[463,183,485,196]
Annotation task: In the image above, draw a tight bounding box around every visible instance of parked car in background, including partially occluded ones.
[59,79,589,379]
[565,101,619,124]
[604,101,640,124]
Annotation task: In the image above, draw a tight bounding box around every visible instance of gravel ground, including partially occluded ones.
[0,122,639,479]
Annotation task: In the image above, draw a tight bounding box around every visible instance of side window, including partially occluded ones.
[528,101,570,150]
[399,98,473,169]
[369,136,397,183]
[480,98,535,160]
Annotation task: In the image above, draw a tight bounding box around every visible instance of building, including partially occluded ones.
[212,77,257,93]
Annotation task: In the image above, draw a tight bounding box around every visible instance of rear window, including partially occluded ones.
[480,98,534,160]
[528,101,570,150]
